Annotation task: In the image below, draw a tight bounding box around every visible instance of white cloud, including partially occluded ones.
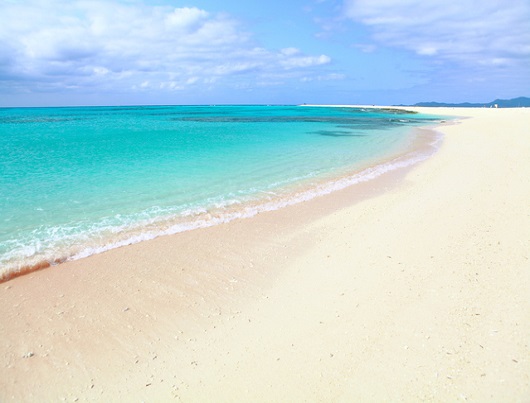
[300,73,345,82]
[0,0,332,96]
[164,7,209,30]
[281,54,331,69]
[93,67,110,76]
[281,48,301,56]
[343,0,530,66]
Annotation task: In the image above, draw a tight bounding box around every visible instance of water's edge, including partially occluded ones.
[0,118,448,283]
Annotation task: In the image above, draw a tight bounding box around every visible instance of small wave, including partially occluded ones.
[0,258,66,283]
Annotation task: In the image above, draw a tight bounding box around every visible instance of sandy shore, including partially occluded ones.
[1,107,529,401]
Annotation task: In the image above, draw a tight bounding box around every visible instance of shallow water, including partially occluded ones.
[0,105,442,278]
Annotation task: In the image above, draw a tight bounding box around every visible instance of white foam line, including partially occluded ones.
[69,132,442,263]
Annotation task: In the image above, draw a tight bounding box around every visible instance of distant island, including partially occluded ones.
[401,96,530,108]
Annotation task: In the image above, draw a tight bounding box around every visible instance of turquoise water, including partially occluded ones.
[0,105,442,278]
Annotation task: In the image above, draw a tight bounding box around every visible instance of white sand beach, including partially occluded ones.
[1,107,529,401]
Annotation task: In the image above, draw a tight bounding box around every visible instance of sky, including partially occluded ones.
[0,0,529,106]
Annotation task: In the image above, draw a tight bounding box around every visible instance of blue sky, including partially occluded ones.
[1,0,529,106]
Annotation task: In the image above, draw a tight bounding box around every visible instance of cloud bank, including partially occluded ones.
[0,0,331,98]
[344,0,530,68]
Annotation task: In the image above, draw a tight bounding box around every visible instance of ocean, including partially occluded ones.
[0,105,443,280]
